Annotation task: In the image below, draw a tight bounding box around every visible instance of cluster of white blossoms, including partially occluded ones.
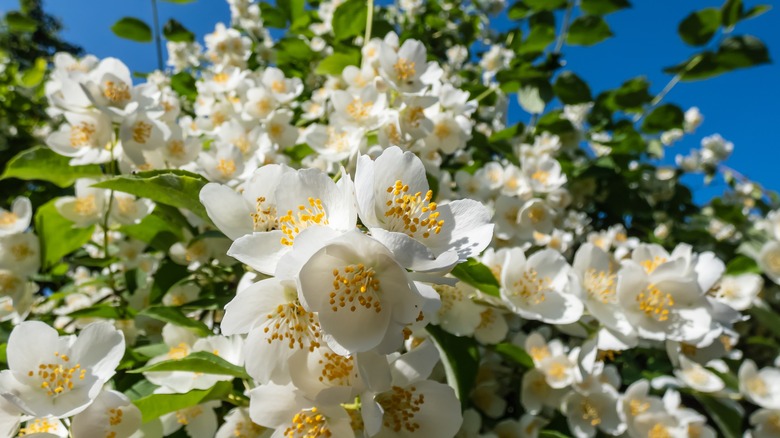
[1,0,779,436]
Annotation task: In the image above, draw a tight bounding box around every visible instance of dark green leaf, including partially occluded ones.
[494,342,534,368]
[111,17,153,43]
[694,394,743,438]
[742,5,771,20]
[163,19,194,43]
[508,1,532,19]
[642,104,684,133]
[4,11,37,32]
[524,0,567,11]
[553,71,592,104]
[332,0,367,41]
[539,431,571,438]
[580,0,630,15]
[140,306,211,336]
[721,0,743,28]
[725,255,761,274]
[717,35,771,69]
[279,0,306,24]
[35,201,95,269]
[427,325,480,407]
[92,169,211,224]
[521,12,556,54]
[68,304,136,319]
[748,305,780,339]
[567,16,613,46]
[678,8,721,46]
[149,259,191,305]
[1,146,103,187]
[315,51,361,76]
[259,3,287,28]
[171,71,197,101]
[133,381,232,423]
[130,351,248,378]
[450,258,500,298]
[613,77,652,110]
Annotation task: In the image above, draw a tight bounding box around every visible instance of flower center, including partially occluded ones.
[216,159,237,179]
[103,80,131,104]
[329,263,382,313]
[18,418,59,436]
[393,58,416,81]
[168,140,185,157]
[648,423,671,438]
[168,342,190,360]
[384,180,442,239]
[286,407,331,438]
[132,121,152,144]
[581,399,601,426]
[271,80,287,94]
[108,407,124,426]
[0,271,20,292]
[747,376,768,396]
[116,197,137,215]
[176,406,203,425]
[213,72,229,83]
[263,300,321,351]
[584,269,616,304]
[628,399,650,416]
[251,196,278,232]
[529,345,550,363]
[70,122,97,148]
[636,285,675,322]
[640,256,667,274]
[433,121,451,139]
[10,243,34,261]
[318,351,354,385]
[346,99,373,121]
[75,195,98,216]
[531,169,550,184]
[0,211,17,225]
[378,386,425,433]
[29,352,86,396]
[510,268,550,305]
[279,198,328,246]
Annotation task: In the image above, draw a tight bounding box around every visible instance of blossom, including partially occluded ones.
[70,389,142,438]
[0,321,124,418]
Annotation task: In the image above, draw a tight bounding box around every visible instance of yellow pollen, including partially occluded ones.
[628,399,650,416]
[70,122,97,148]
[271,80,287,94]
[257,98,272,115]
[250,196,278,232]
[511,268,550,305]
[102,80,131,103]
[132,121,153,144]
[747,376,768,396]
[0,211,17,225]
[0,272,21,291]
[547,362,568,380]
[176,406,203,425]
[279,197,328,246]
[329,263,382,314]
[10,243,33,261]
[108,407,124,426]
[213,72,230,83]
[75,195,97,216]
[383,180,442,239]
[584,269,616,304]
[318,352,354,384]
[263,300,321,352]
[433,122,451,139]
[168,342,190,360]
[526,205,546,224]
[648,423,672,438]
[531,169,550,183]
[640,256,667,274]
[529,345,550,362]
[636,285,674,322]
[115,197,137,215]
[477,308,497,329]
[393,58,416,81]
[31,352,85,397]
[377,386,425,433]
[285,407,332,438]
[581,400,601,426]
[216,159,237,178]
[168,140,185,157]
[346,99,373,121]
[18,418,59,436]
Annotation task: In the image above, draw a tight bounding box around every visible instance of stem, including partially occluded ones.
[151,0,164,71]
[363,0,374,45]
[474,85,497,102]
[553,0,575,55]
[633,54,704,123]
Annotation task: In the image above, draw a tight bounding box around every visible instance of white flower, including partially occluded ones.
[427,282,482,337]
[261,67,304,103]
[215,408,267,438]
[424,112,471,154]
[500,248,583,324]
[81,58,134,118]
[330,86,386,130]
[684,107,703,133]
[522,156,567,194]
[700,134,733,165]
[749,408,780,438]
[160,400,220,438]
[55,179,108,227]
[739,359,780,409]
[0,232,40,277]
[110,193,154,226]
[0,197,32,236]
[355,146,493,272]
[297,230,426,354]
[46,111,113,165]
[0,321,124,418]
[379,39,437,94]
[673,355,724,393]
[712,273,762,310]
[562,383,624,438]
[758,240,780,285]
[71,389,142,438]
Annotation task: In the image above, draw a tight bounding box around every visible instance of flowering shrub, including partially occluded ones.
[0,0,777,436]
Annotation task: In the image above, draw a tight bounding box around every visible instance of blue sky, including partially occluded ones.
[13,0,779,202]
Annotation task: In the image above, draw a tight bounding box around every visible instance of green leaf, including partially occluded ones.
[725,255,761,274]
[92,169,211,224]
[124,379,158,401]
[580,0,630,15]
[521,12,556,54]
[119,212,181,252]
[426,325,480,407]
[523,0,567,11]
[613,77,652,110]
[667,35,770,81]
[494,342,534,368]
[553,71,592,104]
[140,306,211,337]
[130,351,248,378]
[678,8,721,46]
[642,104,684,133]
[149,259,191,305]
[748,304,780,339]
[694,394,743,438]
[259,3,287,28]
[133,381,232,423]
[508,1,532,19]
[450,258,500,298]
[34,201,95,269]
[721,0,743,29]
[283,144,316,162]
[742,5,771,20]
[1,146,103,188]
[163,19,194,43]
[68,304,136,319]
[539,431,571,438]
[315,51,361,76]
[111,17,153,43]
[332,0,367,41]
[4,11,37,32]
[134,343,169,358]
[279,0,306,24]
[171,71,197,101]
[20,57,47,87]
[567,16,613,46]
